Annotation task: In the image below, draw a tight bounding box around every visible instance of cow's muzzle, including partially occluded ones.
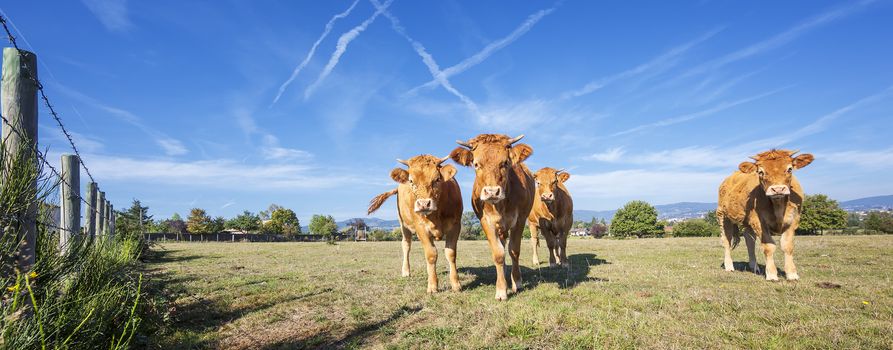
[480,186,505,203]
[541,192,555,203]
[414,198,436,215]
[766,185,790,198]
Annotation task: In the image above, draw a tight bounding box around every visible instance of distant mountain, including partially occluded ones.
[574,202,716,223]
[337,217,400,230]
[840,195,893,211]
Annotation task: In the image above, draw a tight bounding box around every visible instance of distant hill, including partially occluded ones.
[337,217,400,230]
[840,195,893,211]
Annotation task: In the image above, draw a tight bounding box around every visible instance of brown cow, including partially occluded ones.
[450,134,535,300]
[528,167,574,267]
[367,155,463,293]
[717,149,814,281]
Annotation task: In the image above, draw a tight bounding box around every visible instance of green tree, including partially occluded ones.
[460,211,483,240]
[704,210,719,226]
[798,194,848,235]
[114,199,152,238]
[164,213,187,234]
[186,208,213,234]
[266,207,301,235]
[309,214,338,239]
[846,212,862,228]
[226,210,261,233]
[610,200,664,237]
[864,211,893,234]
[672,219,721,237]
[208,216,225,234]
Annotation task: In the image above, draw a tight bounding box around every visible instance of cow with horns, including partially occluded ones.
[367,155,463,293]
[450,134,535,300]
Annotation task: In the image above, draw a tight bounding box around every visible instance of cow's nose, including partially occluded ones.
[481,186,504,202]
[414,198,434,213]
[541,192,555,201]
[767,185,790,196]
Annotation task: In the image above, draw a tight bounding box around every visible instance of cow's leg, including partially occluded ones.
[559,231,569,267]
[508,226,523,293]
[484,224,508,300]
[542,228,558,267]
[743,227,760,275]
[528,221,541,266]
[445,227,461,291]
[780,228,798,280]
[760,232,778,281]
[418,233,439,293]
[401,226,413,277]
[719,216,737,272]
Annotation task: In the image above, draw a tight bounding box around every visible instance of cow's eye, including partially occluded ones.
[787,166,793,173]
[473,161,480,169]
[757,169,765,176]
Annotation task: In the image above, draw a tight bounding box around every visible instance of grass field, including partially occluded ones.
[143,236,893,349]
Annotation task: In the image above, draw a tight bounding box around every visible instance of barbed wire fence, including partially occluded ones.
[1,13,115,272]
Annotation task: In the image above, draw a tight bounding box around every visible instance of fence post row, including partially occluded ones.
[60,154,80,253]
[1,47,39,272]
[85,182,97,237]
[96,191,105,237]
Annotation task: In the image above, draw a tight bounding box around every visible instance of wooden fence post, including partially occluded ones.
[85,182,97,238]
[96,191,105,237]
[104,200,111,236]
[109,203,115,238]
[60,154,80,253]
[1,47,39,273]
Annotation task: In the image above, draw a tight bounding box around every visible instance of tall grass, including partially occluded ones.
[1,139,146,348]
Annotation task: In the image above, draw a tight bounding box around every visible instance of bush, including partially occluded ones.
[672,219,721,237]
[610,201,664,237]
[370,228,402,241]
[863,211,893,234]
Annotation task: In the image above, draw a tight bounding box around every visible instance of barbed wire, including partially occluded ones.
[0,14,96,184]
[1,112,100,219]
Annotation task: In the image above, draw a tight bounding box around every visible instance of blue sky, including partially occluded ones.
[2,1,892,222]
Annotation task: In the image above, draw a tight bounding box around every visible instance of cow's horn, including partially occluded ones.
[456,140,472,149]
[789,149,800,156]
[556,168,566,173]
[396,159,409,166]
[508,134,525,145]
[439,155,450,165]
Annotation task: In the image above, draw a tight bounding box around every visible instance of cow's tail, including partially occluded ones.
[367,189,398,215]
[730,231,741,250]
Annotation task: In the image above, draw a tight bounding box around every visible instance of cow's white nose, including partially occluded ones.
[767,185,790,196]
[481,186,504,202]
[541,192,555,202]
[414,198,435,213]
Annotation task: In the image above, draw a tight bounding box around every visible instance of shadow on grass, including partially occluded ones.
[261,304,423,350]
[726,261,788,279]
[142,247,203,264]
[458,253,610,294]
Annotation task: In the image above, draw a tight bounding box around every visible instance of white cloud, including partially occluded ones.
[822,147,893,169]
[271,0,361,106]
[609,86,789,137]
[82,0,132,32]
[586,147,626,162]
[305,0,394,99]
[568,169,726,204]
[675,0,876,81]
[53,84,189,156]
[407,2,560,95]
[83,154,368,190]
[561,27,723,100]
[156,138,188,156]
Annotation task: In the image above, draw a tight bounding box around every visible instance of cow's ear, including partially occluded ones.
[440,165,457,181]
[558,172,570,183]
[511,143,533,163]
[793,153,814,169]
[390,168,409,183]
[450,147,473,166]
[738,162,757,173]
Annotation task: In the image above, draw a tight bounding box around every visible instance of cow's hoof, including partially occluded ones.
[786,273,800,281]
[427,286,438,294]
[450,285,461,292]
[495,291,508,301]
[765,274,779,281]
[751,266,761,275]
[724,266,735,272]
